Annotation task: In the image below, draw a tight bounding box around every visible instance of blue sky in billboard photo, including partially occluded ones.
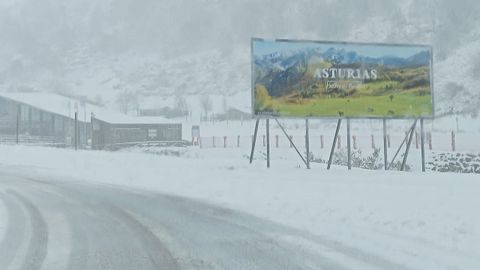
[253,39,428,59]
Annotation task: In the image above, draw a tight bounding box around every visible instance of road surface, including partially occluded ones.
[0,171,413,270]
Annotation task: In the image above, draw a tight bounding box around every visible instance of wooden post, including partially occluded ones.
[74,112,78,151]
[428,132,432,150]
[451,131,456,152]
[320,135,324,149]
[91,115,95,149]
[16,104,20,144]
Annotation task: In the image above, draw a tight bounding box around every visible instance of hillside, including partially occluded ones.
[0,0,479,118]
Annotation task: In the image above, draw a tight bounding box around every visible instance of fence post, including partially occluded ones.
[16,104,20,144]
[451,131,456,152]
[428,132,432,150]
[320,135,324,149]
[353,135,357,149]
[74,112,78,151]
[415,131,419,149]
[371,134,375,149]
[337,135,341,149]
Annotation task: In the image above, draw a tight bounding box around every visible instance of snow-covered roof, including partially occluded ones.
[0,92,175,124]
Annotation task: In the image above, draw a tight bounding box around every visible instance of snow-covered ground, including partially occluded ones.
[0,145,478,269]
[185,117,480,154]
[0,191,6,246]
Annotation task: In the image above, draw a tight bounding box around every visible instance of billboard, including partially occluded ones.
[252,38,433,118]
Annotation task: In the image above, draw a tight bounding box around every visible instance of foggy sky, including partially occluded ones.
[1,0,480,115]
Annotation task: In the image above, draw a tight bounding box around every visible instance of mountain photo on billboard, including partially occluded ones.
[252,39,433,118]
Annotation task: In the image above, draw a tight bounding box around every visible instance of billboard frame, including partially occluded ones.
[250,37,435,120]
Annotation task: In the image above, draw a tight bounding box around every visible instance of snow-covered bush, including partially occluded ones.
[428,152,480,174]
[311,148,411,171]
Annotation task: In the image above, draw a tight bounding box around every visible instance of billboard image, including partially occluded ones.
[252,38,433,118]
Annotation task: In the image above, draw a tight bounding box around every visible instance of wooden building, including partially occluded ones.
[91,117,182,150]
[0,93,88,146]
[0,92,182,149]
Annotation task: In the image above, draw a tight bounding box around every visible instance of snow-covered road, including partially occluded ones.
[0,145,479,269]
[0,172,418,270]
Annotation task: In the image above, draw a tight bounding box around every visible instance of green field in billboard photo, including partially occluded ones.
[253,39,433,118]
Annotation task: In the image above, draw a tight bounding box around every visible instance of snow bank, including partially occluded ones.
[0,145,479,269]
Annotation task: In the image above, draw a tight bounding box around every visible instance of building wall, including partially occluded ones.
[92,118,182,149]
[0,97,18,134]
[0,96,90,146]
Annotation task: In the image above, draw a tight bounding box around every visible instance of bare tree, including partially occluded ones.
[116,90,140,115]
[174,93,189,113]
[222,95,228,113]
[200,95,212,120]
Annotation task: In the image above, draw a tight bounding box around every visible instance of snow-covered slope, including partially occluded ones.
[0,0,479,117]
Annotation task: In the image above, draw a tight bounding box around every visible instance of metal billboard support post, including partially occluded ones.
[266,118,270,168]
[401,119,418,171]
[420,118,426,172]
[383,118,388,170]
[327,119,342,170]
[249,118,260,164]
[275,118,308,168]
[305,118,310,169]
[91,115,95,150]
[347,118,351,170]
[388,120,416,170]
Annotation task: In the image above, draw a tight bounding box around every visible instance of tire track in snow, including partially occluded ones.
[8,190,48,270]
[172,194,417,270]
[27,179,180,270]
[0,191,27,269]
[99,203,181,270]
